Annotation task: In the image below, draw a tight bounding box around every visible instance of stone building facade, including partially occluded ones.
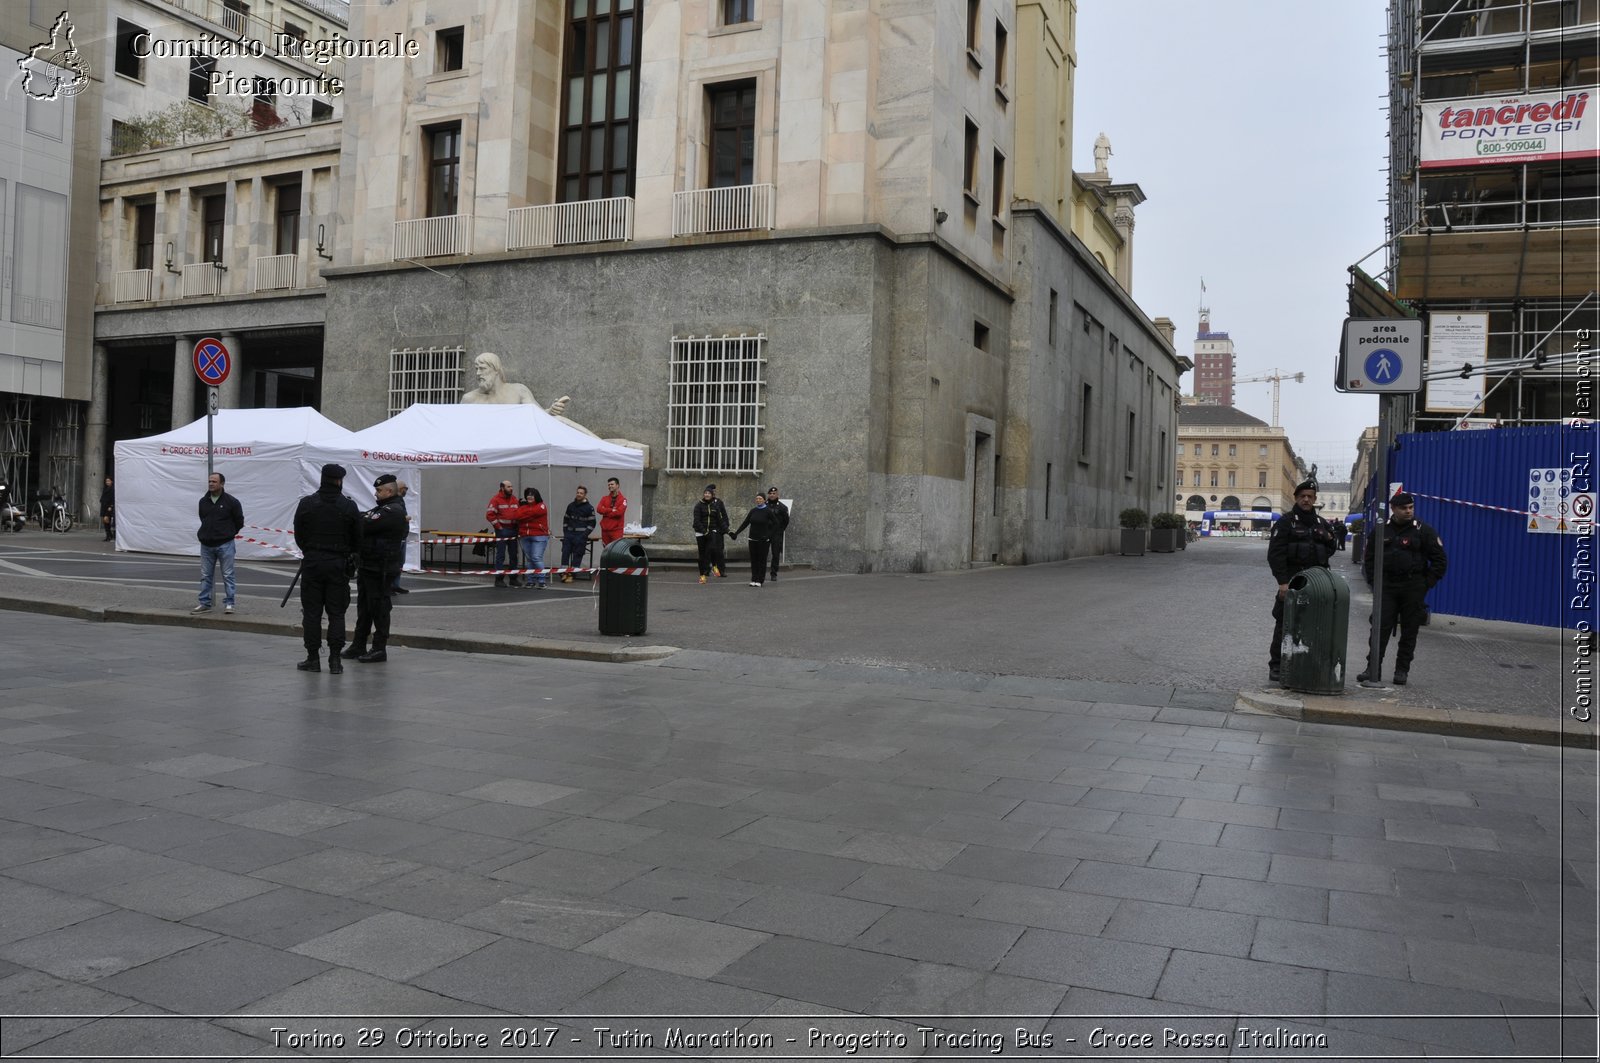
[1176,403,1304,516]
[71,0,1186,572]
[318,0,1186,571]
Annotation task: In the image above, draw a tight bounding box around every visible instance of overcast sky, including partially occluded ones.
[1073,0,1390,482]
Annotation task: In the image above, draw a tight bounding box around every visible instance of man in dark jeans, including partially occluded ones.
[195,471,245,614]
[292,464,360,673]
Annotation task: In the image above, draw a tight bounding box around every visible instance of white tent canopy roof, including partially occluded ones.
[112,407,356,559]
[310,403,644,469]
[142,407,351,447]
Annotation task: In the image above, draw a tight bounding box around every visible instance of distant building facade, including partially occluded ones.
[1176,402,1302,515]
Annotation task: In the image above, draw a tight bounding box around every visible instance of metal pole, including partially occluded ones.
[206,387,217,478]
[1362,394,1391,686]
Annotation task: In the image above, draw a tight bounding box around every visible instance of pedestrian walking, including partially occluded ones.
[692,485,730,584]
[559,485,596,582]
[292,464,360,672]
[1265,479,1337,683]
[194,471,245,614]
[100,476,115,542]
[764,486,790,581]
[391,480,412,594]
[730,492,776,586]
[597,477,627,545]
[1357,491,1448,686]
[514,487,551,588]
[1330,518,1347,552]
[344,472,408,664]
[486,480,522,587]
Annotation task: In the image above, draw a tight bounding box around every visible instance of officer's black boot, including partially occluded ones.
[358,641,387,663]
[341,642,365,659]
[296,649,320,672]
[327,645,344,674]
[1392,664,1409,685]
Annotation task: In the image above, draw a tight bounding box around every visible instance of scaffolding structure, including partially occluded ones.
[1,396,32,505]
[44,403,82,514]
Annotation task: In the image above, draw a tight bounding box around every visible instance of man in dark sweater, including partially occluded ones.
[344,473,409,664]
[1357,492,1448,685]
[195,471,245,614]
[292,464,361,673]
[1265,480,1337,683]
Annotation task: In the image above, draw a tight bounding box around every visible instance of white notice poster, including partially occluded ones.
[1427,312,1491,413]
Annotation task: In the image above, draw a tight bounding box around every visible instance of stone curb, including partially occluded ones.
[0,597,679,665]
[1236,687,1597,749]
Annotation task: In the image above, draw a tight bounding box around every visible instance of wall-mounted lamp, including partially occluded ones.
[315,223,333,261]
[164,242,180,275]
[933,207,948,225]
[209,237,228,272]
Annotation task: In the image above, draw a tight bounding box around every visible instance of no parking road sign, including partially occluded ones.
[1337,319,1423,393]
[193,337,231,387]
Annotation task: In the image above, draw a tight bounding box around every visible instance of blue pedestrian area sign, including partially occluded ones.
[1337,319,1423,393]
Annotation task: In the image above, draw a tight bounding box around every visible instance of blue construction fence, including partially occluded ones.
[1373,423,1599,629]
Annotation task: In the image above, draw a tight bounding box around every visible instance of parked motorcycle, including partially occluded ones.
[0,484,24,532]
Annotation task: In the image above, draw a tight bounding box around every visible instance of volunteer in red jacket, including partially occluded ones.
[513,487,551,588]
[485,480,522,587]
[596,477,627,545]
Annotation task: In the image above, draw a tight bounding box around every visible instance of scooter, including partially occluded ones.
[31,488,71,533]
[0,484,24,532]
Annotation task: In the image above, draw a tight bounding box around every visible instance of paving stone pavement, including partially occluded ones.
[0,614,1595,1060]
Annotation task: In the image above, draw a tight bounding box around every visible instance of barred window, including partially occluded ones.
[667,333,766,474]
[388,346,466,416]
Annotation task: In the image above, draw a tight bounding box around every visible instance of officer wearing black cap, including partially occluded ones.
[292,463,360,672]
[1266,479,1338,683]
[1358,491,1448,685]
[344,472,409,664]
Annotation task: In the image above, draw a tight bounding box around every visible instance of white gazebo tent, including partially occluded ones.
[112,407,355,559]
[302,404,646,571]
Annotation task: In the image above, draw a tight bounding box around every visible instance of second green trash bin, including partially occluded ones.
[597,539,648,636]
[1280,566,1350,694]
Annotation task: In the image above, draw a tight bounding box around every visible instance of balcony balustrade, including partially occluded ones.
[393,214,472,260]
[672,184,776,237]
[253,254,299,291]
[507,197,635,250]
[114,269,154,303]
[181,262,227,297]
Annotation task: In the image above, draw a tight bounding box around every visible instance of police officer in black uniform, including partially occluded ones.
[1358,491,1448,685]
[344,472,408,664]
[1266,480,1338,683]
[293,463,360,673]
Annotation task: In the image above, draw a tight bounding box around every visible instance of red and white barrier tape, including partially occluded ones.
[244,522,296,536]
[414,566,647,576]
[1409,491,1565,525]
[421,535,500,544]
[235,534,303,557]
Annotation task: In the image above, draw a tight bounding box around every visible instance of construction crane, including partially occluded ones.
[1234,369,1304,427]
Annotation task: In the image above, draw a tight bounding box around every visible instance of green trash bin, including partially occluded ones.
[597,539,648,636]
[1280,566,1350,694]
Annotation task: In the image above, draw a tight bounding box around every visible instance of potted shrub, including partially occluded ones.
[1150,512,1186,553]
[1118,507,1148,556]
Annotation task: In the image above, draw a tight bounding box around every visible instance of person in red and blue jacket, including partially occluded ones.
[485,480,522,587]
[513,487,551,588]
